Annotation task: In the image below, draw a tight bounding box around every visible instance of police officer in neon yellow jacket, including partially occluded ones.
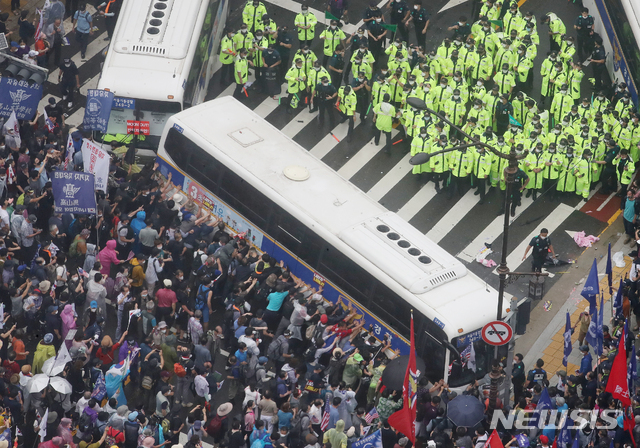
[542,12,566,53]
[219,28,236,85]
[550,84,572,126]
[524,143,545,200]
[473,145,493,203]
[410,127,432,176]
[373,94,396,152]
[430,134,450,194]
[338,85,357,142]
[285,59,307,114]
[242,0,268,34]
[447,137,473,199]
[574,150,594,200]
[294,5,317,47]
[442,89,466,128]
[614,149,636,198]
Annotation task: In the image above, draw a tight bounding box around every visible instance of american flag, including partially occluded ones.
[64,133,74,171]
[78,268,90,278]
[320,395,331,431]
[460,343,476,372]
[364,407,379,424]
[43,109,55,132]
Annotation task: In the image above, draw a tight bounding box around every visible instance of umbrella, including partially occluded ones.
[41,356,65,377]
[381,355,426,391]
[28,374,72,394]
[446,395,486,428]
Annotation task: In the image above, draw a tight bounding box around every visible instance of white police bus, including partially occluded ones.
[156,97,511,387]
[97,0,228,150]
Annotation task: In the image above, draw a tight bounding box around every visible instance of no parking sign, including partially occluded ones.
[481,321,513,346]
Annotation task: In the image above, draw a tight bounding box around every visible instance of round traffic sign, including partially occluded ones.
[481,321,513,346]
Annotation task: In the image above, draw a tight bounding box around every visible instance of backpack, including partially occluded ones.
[105,427,122,447]
[141,375,154,390]
[195,285,209,311]
[207,414,225,437]
[267,336,285,361]
[78,413,93,433]
[174,363,187,377]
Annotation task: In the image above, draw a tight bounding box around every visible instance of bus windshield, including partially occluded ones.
[105,98,182,150]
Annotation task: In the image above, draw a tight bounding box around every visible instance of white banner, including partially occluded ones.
[81,138,109,192]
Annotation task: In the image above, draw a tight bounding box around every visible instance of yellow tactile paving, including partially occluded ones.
[535,252,633,375]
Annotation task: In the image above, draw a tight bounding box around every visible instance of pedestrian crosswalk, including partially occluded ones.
[39,1,612,298]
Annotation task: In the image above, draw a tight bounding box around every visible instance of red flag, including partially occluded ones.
[551,437,557,448]
[388,313,417,443]
[624,405,636,447]
[486,430,505,448]
[605,326,631,407]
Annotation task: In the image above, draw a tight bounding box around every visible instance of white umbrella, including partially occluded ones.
[41,344,72,377]
[27,374,51,393]
[28,374,72,394]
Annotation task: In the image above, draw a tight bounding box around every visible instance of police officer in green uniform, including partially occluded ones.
[499,166,529,217]
[220,28,236,85]
[373,93,396,153]
[523,228,557,272]
[316,76,338,127]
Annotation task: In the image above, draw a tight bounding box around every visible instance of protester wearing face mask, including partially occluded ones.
[523,228,557,272]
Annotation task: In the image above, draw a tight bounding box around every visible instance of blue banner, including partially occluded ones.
[51,170,97,214]
[352,430,382,448]
[0,77,42,119]
[83,89,114,132]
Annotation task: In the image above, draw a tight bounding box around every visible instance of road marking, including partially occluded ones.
[456,194,534,262]
[309,122,351,159]
[425,188,477,243]
[596,192,616,212]
[336,129,399,179]
[438,0,469,14]
[253,84,287,116]
[493,202,574,275]
[281,108,316,137]
[66,107,86,127]
[397,182,438,221]
[79,73,100,97]
[49,31,108,81]
[367,153,411,202]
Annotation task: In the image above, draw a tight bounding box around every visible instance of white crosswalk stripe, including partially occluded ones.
[426,188,477,243]
[337,129,400,178]
[397,183,438,221]
[282,108,316,137]
[309,122,350,159]
[366,152,412,202]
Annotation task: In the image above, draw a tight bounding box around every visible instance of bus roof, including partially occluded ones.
[97,0,208,102]
[166,97,508,338]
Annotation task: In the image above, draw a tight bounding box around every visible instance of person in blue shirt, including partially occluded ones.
[263,284,290,330]
[72,3,93,59]
[576,345,592,387]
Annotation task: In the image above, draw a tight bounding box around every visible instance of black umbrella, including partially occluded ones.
[446,395,486,428]
[381,355,426,391]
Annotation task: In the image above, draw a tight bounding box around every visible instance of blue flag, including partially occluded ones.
[82,89,115,132]
[597,296,604,356]
[51,171,97,215]
[516,434,530,448]
[557,416,574,448]
[353,430,382,448]
[532,388,555,427]
[563,312,572,367]
[629,340,637,394]
[0,78,42,119]
[91,370,106,401]
[583,259,599,349]
[614,279,624,318]
[606,243,613,296]
[571,432,580,448]
[0,428,11,442]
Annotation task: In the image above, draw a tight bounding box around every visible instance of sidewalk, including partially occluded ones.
[516,212,632,379]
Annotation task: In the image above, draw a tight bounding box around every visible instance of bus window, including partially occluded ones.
[370,282,411,339]
[318,244,374,306]
[164,128,220,193]
[447,337,493,388]
[267,209,324,269]
[218,165,271,230]
[417,317,447,381]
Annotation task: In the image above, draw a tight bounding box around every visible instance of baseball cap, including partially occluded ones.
[90,300,98,309]
[28,214,37,223]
